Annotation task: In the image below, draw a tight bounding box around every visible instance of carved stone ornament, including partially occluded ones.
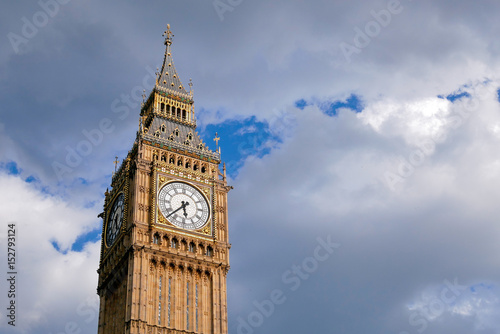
[201,225,211,235]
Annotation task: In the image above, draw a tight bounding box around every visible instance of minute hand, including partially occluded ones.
[165,201,189,219]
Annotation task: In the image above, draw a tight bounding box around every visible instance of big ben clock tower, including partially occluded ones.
[97,25,231,334]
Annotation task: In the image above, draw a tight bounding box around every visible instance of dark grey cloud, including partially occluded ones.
[2,0,500,187]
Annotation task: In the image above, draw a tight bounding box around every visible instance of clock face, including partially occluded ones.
[158,181,210,230]
[106,193,124,247]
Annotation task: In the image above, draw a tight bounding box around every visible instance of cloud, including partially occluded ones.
[2,0,500,187]
[2,1,500,333]
[0,172,100,333]
[228,84,500,333]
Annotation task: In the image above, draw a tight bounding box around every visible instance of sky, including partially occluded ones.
[1,0,500,333]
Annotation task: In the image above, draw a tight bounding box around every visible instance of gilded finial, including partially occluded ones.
[213,132,220,149]
[163,24,173,46]
[113,156,119,173]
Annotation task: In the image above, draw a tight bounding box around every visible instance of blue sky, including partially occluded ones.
[201,116,280,177]
[2,1,500,334]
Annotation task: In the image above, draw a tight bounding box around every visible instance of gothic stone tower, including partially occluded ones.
[97,25,231,334]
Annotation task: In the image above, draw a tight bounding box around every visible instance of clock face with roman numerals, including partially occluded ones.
[106,193,124,247]
[158,181,210,230]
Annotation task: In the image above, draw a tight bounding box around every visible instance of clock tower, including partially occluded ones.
[97,25,231,334]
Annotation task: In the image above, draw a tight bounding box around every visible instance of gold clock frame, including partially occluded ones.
[151,169,215,239]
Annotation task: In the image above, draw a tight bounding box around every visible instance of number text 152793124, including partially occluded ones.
[7,222,16,326]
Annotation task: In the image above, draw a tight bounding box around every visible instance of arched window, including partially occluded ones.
[185,162,191,168]
[182,110,187,120]
[206,246,213,257]
[153,233,160,245]
[166,105,170,113]
[189,242,195,253]
[169,156,175,164]
[161,125,166,132]
[175,129,179,137]
[161,103,165,112]
[201,166,206,173]
[193,164,198,171]
[177,159,183,166]
[171,238,177,249]
[161,155,166,162]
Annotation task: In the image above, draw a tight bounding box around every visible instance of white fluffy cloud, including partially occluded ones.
[0,173,100,333]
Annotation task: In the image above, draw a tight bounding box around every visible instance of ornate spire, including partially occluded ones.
[156,24,189,97]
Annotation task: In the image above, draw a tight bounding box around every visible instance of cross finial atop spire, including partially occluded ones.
[113,156,119,173]
[188,78,194,97]
[163,24,173,46]
[214,132,220,149]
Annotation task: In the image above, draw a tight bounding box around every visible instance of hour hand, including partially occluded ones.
[181,201,190,217]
